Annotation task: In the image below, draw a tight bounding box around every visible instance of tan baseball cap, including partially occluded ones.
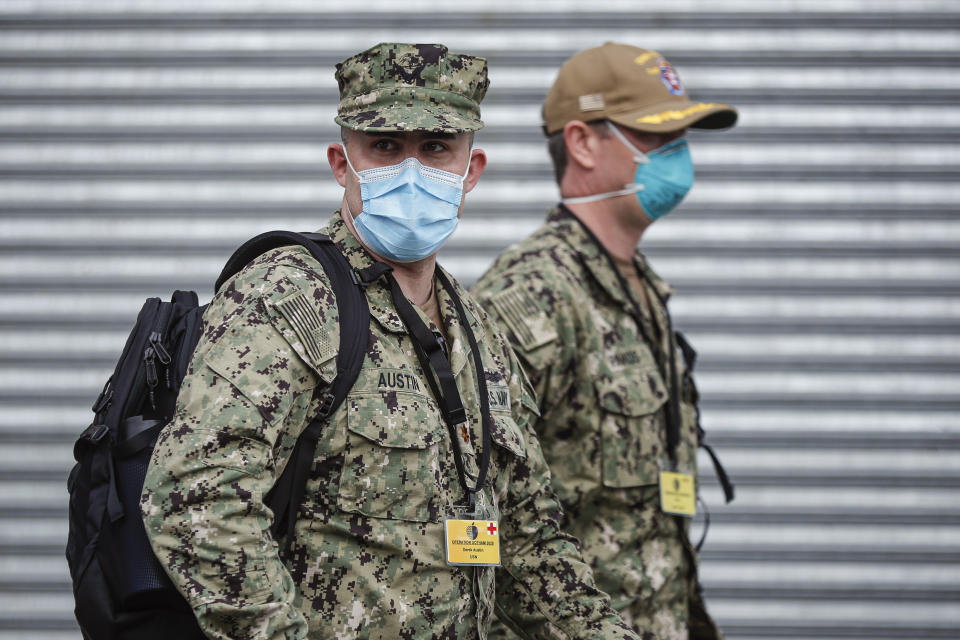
[542,42,737,135]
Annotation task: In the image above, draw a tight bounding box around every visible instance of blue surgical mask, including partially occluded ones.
[343,148,469,263]
[562,122,694,220]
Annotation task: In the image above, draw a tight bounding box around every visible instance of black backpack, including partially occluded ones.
[66,232,370,640]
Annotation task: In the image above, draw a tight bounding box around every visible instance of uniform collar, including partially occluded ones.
[327,211,477,377]
[328,211,406,334]
[550,205,674,305]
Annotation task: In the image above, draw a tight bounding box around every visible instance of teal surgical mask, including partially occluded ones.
[343,147,469,263]
[563,122,694,220]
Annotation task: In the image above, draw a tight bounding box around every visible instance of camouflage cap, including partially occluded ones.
[335,43,489,133]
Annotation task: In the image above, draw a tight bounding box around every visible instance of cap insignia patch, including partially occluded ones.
[658,58,684,96]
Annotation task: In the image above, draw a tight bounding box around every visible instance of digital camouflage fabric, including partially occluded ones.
[472,207,723,640]
[335,42,488,133]
[140,212,640,640]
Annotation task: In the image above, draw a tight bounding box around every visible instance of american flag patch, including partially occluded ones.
[578,93,606,111]
[274,292,335,366]
[489,286,557,352]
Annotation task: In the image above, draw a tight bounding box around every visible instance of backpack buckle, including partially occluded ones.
[355,263,391,287]
[81,423,110,444]
[317,392,338,418]
[92,378,113,414]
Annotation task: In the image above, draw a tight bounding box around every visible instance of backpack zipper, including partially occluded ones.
[142,307,174,413]
[143,345,158,412]
[149,331,173,389]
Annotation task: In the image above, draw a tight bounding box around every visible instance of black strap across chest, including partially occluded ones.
[561,206,683,462]
[384,268,493,506]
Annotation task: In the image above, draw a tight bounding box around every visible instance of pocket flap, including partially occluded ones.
[346,393,446,449]
[491,414,527,459]
[593,369,668,417]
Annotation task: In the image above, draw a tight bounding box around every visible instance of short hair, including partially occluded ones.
[546,120,610,185]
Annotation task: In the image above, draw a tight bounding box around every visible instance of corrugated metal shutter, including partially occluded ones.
[1,1,958,638]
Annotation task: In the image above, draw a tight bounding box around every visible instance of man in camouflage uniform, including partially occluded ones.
[472,43,738,640]
[141,42,640,640]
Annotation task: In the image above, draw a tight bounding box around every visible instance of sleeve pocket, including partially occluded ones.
[202,305,319,427]
[196,428,271,476]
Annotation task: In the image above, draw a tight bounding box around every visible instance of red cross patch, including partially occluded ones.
[461,425,470,443]
[486,522,497,535]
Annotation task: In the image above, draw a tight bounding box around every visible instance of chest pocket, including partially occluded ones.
[338,391,446,523]
[594,367,669,488]
[491,414,527,459]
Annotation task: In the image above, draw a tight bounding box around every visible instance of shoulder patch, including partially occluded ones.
[272,291,336,367]
[489,285,557,353]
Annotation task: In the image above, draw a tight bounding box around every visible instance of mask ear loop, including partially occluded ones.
[340,143,366,223]
[458,136,476,184]
[606,121,652,165]
[340,142,364,183]
[561,122,650,205]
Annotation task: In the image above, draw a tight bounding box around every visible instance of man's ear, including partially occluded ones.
[563,120,599,171]
[328,143,349,187]
[463,147,487,194]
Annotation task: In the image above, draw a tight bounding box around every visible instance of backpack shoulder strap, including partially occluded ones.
[299,233,368,418]
[219,231,369,547]
[216,230,338,292]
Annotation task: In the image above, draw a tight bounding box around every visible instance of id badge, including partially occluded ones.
[659,460,696,517]
[444,500,501,567]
